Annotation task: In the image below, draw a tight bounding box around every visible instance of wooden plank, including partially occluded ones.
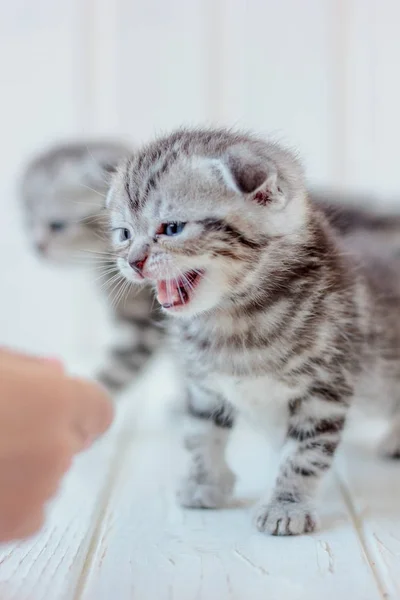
[336,427,400,600]
[368,0,400,198]
[0,355,179,599]
[114,0,211,142]
[0,0,107,365]
[336,0,377,194]
[77,0,122,136]
[218,0,336,188]
[78,423,383,600]
[0,413,125,600]
[339,0,400,201]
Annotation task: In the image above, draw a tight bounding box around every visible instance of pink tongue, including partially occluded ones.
[156,280,180,306]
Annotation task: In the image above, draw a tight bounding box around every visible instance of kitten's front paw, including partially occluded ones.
[177,467,236,509]
[254,499,318,536]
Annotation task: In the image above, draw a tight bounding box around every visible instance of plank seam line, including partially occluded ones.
[335,471,389,600]
[72,426,135,600]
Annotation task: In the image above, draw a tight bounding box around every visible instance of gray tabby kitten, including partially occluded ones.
[106,127,400,536]
[21,141,163,392]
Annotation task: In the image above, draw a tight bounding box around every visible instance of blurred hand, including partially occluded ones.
[0,348,113,542]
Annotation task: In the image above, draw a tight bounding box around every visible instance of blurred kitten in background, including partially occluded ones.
[20,141,164,394]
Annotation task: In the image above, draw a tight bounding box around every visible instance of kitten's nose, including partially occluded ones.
[129,256,147,275]
[36,242,47,255]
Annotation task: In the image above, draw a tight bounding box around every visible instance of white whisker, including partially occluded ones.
[81,248,118,258]
[79,183,107,198]
[107,277,126,307]
[99,275,122,292]
[121,280,133,309]
[112,279,128,308]
[91,268,119,283]
[150,290,158,312]
[176,277,184,305]
[166,278,173,306]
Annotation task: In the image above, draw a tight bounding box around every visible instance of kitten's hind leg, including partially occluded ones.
[178,382,236,509]
[379,413,400,459]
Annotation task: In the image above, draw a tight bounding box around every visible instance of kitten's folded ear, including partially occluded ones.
[222,146,287,209]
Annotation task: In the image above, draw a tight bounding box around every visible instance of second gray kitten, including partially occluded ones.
[21,141,163,393]
[107,127,400,536]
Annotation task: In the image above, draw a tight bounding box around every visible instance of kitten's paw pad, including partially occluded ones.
[379,431,400,460]
[177,468,236,509]
[254,500,318,536]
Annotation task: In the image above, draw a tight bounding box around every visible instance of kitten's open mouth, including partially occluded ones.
[155,270,204,309]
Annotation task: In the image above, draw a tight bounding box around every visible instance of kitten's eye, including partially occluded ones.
[49,221,66,232]
[119,228,131,242]
[161,222,186,236]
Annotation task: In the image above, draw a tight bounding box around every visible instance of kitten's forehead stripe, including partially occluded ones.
[134,148,180,209]
[124,158,134,207]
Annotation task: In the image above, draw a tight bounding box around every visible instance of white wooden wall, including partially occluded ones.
[1,0,400,360]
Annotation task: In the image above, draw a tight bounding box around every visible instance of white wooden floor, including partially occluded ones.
[0,355,399,600]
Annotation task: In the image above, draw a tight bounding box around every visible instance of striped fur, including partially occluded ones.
[107,127,400,536]
[20,141,163,394]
